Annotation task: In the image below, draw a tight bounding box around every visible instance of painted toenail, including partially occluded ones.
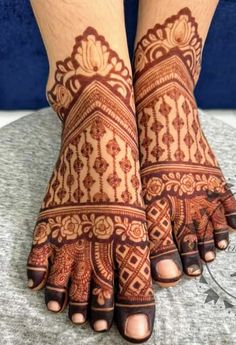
[205,251,215,261]
[47,301,61,312]
[218,240,228,249]
[187,265,201,275]
[72,313,85,324]
[125,314,150,339]
[93,320,108,331]
[156,259,180,279]
[28,279,34,288]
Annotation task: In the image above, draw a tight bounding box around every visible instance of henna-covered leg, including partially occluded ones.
[134,0,236,285]
[27,0,155,342]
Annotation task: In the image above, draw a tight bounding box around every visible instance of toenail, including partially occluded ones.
[28,279,34,288]
[125,314,150,339]
[218,240,228,249]
[187,265,201,276]
[93,320,108,331]
[47,301,61,312]
[72,313,85,324]
[156,259,180,279]
[205,251,215,261]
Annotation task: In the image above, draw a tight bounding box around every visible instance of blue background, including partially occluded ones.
[0,0,236,110]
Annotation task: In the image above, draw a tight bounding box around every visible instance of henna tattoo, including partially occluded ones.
[134,8,236,281]
[27,27,154,341]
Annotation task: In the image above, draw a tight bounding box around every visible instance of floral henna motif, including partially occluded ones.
[47,28,134,121]
[134,8,236,281]
[27,27,155,340]
[32,213,147,245]
[144,168,226,201]
[135,7,202,85]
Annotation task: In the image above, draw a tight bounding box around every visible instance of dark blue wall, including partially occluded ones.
[0,0,236,110]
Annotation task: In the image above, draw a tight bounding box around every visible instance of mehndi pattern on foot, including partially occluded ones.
[27,27,155,343]
[134,8,236,284]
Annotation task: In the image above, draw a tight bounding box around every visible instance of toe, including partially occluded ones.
[90,243,114,332]
[147,200,182,285]
[46,286,68,313]
[27,269,48,290]
[204,251,215,262]
[156,259,181,279]
[115,243,155,343]
[71,313,85,324]
[116,304,154,343]
[45,245,74,312]
[68,240,91,324]
[179,228,203,277]
[217,239,228,250]
[27,244,52,290]
[47,300,61,312]
[186,264,202,276]
[193,207,216,262]
[214,229,229,250]
[222,193,236,229]
[125,314,150,340]
[93,320,108,332]
[151,253,182,286]
[211,203,229,250]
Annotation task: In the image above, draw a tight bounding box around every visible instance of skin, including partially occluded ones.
[29,0,154,341]
[27,0,236,341]
[134,0,236,286]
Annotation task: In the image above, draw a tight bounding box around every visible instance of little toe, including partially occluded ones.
[27,268,48,290]
[116,304,155,343]
[27,244,52,290]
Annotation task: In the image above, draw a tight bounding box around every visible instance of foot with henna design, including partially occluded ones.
[27,1,155,342]
[134,1,236,286]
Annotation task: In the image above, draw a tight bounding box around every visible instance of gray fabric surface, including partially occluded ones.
[0,108,236,345]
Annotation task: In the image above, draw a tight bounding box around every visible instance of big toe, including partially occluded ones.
[155,258,182,287]
[116,304,155,343]
[151,250,183,286]
[125,314,150,340]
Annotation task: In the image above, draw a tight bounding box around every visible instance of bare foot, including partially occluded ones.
[134,7,236,285]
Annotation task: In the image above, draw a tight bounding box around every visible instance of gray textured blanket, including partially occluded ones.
[0,108,236,345]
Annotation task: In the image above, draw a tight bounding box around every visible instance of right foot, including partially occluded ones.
[27,28,155,343]
[134,8,236,286]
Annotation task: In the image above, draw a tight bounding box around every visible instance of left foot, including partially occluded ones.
[134,8,236,285]
[27,28,155,343]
